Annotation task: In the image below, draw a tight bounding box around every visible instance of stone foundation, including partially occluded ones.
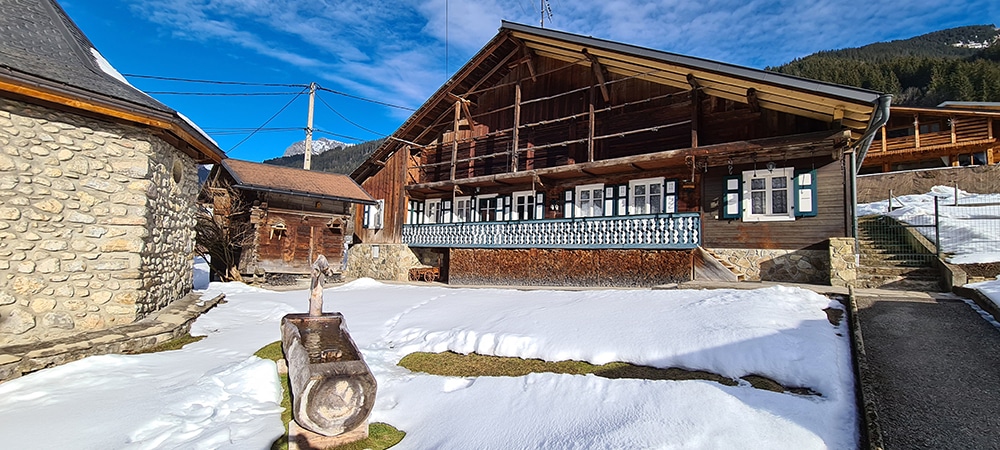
[0,292,224,383]
[829,238,858,287]
[707,248,829,285]
[343,244,421,282]
[0,97,200,346]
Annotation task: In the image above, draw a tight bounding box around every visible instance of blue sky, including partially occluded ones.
[60,0,998,163]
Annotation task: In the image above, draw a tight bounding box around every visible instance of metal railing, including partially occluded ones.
[403,213,701,249]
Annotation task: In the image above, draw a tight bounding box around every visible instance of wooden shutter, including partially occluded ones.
[794,169,818,217]
[535,192,545,219]
[664,179,678,214]
[603,186,616,217]
[563,190,574,218]
[721,176,742,219]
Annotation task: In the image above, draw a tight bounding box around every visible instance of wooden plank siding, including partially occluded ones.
[251,210,345,274]
[356,146,408,244]
[702,156,847,250]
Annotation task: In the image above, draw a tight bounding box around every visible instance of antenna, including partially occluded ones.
[540,0,552,28]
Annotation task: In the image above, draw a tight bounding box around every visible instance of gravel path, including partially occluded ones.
[855,290,1000,449]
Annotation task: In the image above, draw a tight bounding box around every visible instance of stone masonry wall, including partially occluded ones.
[0,97,198,346]
[343,244,421,282]
[829,237,858,287]
[708,248,829,285]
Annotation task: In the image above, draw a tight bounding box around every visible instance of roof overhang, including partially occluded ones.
[0,68,225,164]
[407,130,851,195]
[353,22,883,185]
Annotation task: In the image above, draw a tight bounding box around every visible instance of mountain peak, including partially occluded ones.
[282,137,347,157]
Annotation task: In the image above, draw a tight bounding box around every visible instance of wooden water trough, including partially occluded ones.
[280,255,377,443]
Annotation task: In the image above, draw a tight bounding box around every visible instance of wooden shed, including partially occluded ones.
[207,159,375,276]
[350,21,891,286]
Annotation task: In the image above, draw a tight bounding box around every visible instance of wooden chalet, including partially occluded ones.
[208,159,375,276]
[351,22,891,286]
[861,102,999,173]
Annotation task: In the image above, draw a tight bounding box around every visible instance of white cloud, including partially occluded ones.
[131,0,995,117]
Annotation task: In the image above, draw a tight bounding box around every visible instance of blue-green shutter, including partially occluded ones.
[721,175,742,219]
[534,192,545,219]
[664,179,678,214]
[563,190,574,218]
[794,169,818,217]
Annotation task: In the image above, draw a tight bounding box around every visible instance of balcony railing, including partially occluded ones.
[402,213,701,249]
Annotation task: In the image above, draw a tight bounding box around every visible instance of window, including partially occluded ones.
[629,177,663,215]
[363,199,384,229]
[575,184,604,217]
[454,196,472,222]
[407,200,423,224]
[741,167,794,222]
[477,195,498,222]
[425,199,442,224]
[512,191,536,221]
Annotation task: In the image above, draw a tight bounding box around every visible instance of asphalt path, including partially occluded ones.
[855,290,1000,449]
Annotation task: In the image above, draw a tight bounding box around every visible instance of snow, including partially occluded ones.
[0,281,856,449]
[857,186,1000,264]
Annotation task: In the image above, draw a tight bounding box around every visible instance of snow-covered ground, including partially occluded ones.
[857,186,1000,264]
[0,281,857,449]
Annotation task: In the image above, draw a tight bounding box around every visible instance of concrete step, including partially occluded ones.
[859,266,939,277]
[854,276,943,292]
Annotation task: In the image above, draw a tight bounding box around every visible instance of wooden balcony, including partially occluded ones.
[403,213,701,249]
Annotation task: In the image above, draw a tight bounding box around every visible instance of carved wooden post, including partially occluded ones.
[309,255,333,316]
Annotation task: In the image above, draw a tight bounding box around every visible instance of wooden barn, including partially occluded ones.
[861,102,998,173]
[206,159,375,277]
[349,21,891,287]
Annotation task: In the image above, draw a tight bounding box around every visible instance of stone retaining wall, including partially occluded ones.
[708,248,829,284]
[0,292,224,383]
[0,97,200,346]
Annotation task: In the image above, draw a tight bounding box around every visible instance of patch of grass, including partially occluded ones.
[331,423,405,450]
[255,341,405,450]
[135,333,205,354]
[400,351,823,397]
[398,351,738,386]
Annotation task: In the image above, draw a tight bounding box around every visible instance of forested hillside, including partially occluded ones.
[263,138,384,174]
[770,25,1000,106]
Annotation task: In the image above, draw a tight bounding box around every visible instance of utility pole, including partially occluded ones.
[303,82,316,170]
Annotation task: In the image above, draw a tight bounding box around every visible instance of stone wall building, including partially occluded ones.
[0,0,224,347]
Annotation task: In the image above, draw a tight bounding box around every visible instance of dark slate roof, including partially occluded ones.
[0,0,224,163]
[0,0,172,112]
[223,159,376,205]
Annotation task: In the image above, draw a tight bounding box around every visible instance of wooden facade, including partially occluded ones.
[208,159,375,276]
[861,104,999,173]
[352,22,889,286]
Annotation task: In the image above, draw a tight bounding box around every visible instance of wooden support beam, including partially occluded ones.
[582,49,610,103]
[950,115,957,144]
[588,86,596,162]
[989,117,994,140]
[512,82,522,172]
[914,113,921,149]
[524,48,538,82]
[450,100,460,181]
[691,90,699,148]
[746,88,760,113]
[881,126,887,153]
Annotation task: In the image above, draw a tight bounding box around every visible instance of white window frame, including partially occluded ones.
[742,167,795,222]
[512,190,537,221]
[475,194,498,222]
[574,183,604,218]
[365,199,385,229]
[454,196,472,223]
[628,177,664,215]
[424,199,442,224]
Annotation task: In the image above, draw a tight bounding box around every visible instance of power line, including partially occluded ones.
[314,129,367,142]
[315,93,388,138]
[122,73,307,88]
[228,87,309,152]
[316,86,416,111]
[145,91,303,96]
